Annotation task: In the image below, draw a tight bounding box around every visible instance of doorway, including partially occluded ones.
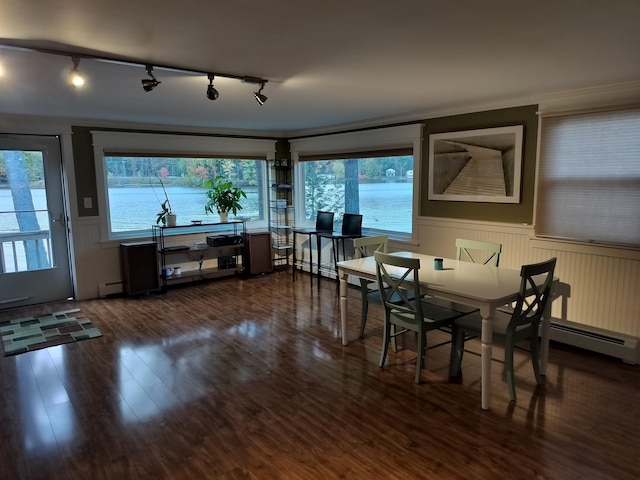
[0,134,73,308]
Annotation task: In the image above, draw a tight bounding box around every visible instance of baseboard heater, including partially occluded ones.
[549,319,639,365]
[98,281,123,298]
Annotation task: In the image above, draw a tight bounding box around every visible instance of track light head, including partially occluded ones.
[69,56,85,88]
[254,82,267,105]
[141,65,160,92]
[206,74,219,100]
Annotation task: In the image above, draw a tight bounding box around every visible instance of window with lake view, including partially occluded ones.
[297,154,414,235]
[104,156,266,237]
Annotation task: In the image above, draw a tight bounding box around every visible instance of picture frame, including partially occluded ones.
[428,125,523,203]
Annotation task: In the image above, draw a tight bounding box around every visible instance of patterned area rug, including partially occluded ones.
[0,309,102,356]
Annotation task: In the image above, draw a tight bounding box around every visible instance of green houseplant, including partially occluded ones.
[204,176,246,222]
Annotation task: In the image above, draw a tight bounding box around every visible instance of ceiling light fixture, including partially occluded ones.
[206,74,219,100]
[69,56,85,88]
[254,82,267,105]
[141,65,160,92]
[0,41,269,104]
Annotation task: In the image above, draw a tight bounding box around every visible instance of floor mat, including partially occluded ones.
[0,309,102,356]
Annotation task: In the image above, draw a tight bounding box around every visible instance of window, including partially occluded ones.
[536,107,640,247]
[290,124,422,239]
[92,131,276,239]
[299,153,413,234]
[104,156,265,234]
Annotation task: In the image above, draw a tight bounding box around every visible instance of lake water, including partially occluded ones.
[0,182,413,233]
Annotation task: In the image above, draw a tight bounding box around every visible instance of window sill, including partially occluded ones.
[531,236,640,261]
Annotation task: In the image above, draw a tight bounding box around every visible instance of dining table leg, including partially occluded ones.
[480,306,494,410]
[339,268,349,346]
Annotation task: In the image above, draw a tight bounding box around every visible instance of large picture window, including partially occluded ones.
[104,156,265,234]
[299,153,413,234]
[92,131,276,240]
[290,124,422,239]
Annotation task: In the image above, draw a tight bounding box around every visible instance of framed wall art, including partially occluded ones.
[428,125,523,203]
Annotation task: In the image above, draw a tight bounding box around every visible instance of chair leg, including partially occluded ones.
[390,324,398,352]
[316,234,322,288]
[359,296,368,338]
[331,238,340,281]
[415,330,426,384]
[292,232,297,282]
[449,325,465,378]
[379,319,391,369]
[504,339,517,402]
[530,333,543,386]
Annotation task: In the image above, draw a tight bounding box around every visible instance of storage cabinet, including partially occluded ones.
[245,232,273,275]
[152,221,246,289]
[268,160,294,270]
[120,242,160,296]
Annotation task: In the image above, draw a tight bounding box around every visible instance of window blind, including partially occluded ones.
[536,107,640,246]
[299,147,412,161]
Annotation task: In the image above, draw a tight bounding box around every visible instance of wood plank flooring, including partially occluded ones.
[0,271,638,480]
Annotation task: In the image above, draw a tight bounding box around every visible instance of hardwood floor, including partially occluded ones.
[1,271,638,480]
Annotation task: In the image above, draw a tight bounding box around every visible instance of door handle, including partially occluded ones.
[51,213,66,225]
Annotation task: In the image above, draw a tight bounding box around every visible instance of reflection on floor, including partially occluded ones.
[0,272,638,479]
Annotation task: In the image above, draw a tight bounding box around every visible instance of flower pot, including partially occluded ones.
[219,212,228,223]
[167,214,177,227]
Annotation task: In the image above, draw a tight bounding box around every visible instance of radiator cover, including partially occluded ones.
[549,319,639,365]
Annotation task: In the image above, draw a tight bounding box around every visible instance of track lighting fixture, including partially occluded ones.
[69,56,85,88]
[206,74,219,100]
[254,82,267,105]
[141,65,160,92]
[0,40,270,105]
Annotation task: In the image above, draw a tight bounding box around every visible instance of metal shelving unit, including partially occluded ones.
[268,160,294,270]
[152,221,246,289]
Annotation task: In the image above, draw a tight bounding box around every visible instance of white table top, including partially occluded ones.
[338,251,525,308]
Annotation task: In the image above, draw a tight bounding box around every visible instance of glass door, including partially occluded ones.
[0,134,73,308]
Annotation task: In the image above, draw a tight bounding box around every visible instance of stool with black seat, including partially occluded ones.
[292,210,334,287]
[318,213,363,288]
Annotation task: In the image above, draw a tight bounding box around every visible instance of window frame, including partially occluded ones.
[92,131,276,241]
[290,124,423,242]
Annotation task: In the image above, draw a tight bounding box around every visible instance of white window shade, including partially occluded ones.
[536,108,640,247]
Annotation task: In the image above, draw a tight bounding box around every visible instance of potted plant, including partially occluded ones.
[204,175,246,222]
[154,177,176,226]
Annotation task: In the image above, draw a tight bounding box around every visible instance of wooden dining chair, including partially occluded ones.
[449,257,557,401]
[456,238,502,266]
[353,235,390,337]
[373,251,468,384]
[424,238,503,315]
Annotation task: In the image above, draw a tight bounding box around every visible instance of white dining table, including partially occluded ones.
[337,251,554,410]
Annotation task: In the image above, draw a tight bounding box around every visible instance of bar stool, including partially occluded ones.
[318,213,363,288]
[292,211,334,287]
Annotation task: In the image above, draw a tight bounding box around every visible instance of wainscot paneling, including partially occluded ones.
[416,217,640,341]
[71,217,125,300]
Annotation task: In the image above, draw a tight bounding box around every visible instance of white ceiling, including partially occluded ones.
[1,0,639,136]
